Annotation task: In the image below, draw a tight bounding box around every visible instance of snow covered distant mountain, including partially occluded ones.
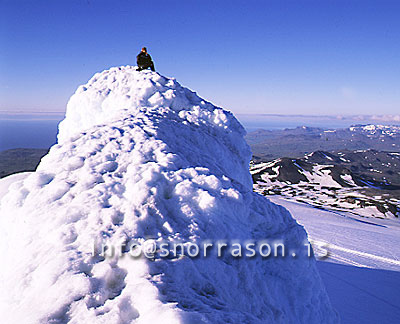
[0,67,338,323]
[349,124,400,138]
[246,124,400,161]
[251,150,400,219]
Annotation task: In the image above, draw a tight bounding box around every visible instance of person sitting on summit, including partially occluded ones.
[136,47,155,72]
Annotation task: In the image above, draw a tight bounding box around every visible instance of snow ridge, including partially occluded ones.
[0,66,338,323]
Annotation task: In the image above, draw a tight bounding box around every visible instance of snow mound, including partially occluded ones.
[0,66,338,323]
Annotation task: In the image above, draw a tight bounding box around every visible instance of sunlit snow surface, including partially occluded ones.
[0,66,338,323]
[271,197,400,323]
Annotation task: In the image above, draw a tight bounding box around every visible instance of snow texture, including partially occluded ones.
[0,66,338,323]
[271,196,400,323]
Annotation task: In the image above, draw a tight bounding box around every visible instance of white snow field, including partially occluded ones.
[0,172,32,198]
[270,196,400,324]
[0,66,338,323]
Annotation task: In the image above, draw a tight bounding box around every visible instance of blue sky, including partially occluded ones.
[1,0,399,115]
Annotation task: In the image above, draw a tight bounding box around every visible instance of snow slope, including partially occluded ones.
[270,196,400,323]
[0,66,338,323]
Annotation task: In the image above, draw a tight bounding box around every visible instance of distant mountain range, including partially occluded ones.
[251,149,400,219]
[246,124,400,161]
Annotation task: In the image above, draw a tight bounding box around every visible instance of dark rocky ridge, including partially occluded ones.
[0,148,48,178]
[251,149,400,219]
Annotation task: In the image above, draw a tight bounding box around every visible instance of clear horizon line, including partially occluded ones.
[1,110,399,117]
[0,110,65,115]
[236,113,400,117]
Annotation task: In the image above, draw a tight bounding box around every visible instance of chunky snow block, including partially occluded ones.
[0,66,338,323]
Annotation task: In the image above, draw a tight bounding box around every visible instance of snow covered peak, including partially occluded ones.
[0,67,337,323]
[58,66,242,144]
[57,66,251,188]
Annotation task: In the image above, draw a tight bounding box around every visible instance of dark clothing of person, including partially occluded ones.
[136,52,155,71]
